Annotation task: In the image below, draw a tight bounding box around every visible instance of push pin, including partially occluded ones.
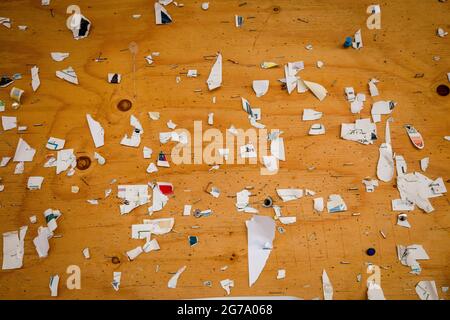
[343,36,352,48]
[262,196,273,208]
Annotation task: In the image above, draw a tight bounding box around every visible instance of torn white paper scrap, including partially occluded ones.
[2,116,17,131]
[49,275,59,297]
[368,78,379,97]
[437,27,448,38]
[117,185,150,215]
[167,120,177,129]
[220,279,234,295]
[112,272,121,291]
[94,152,106,165]
[149,182,172,212]
[14,162,24,174]
[345,87,356,102]
[302,109,322,121]
[206,53,222,91]
[302,79,327,101]
[371,100,395,123]
[168,265,187,289]
[126,246,143,261]
[66,9,91,40]
[352,29,363,49]
[143,147,153,159]
[322,270,333,300]
[121,115,143,147]
[82,248,90,259]
[155,2,173,25]
[13,138,36,162]
[341,118,377,145]
[0,157,11,167]
[270,136,285,161]
[208,113,214,125]
[308,124,325,135]
[187,69,198,78]
[277,269,286,280]
[143,239,160,253]
[327,194,347,213]
[362,179,379,192]
[146,162,158,173]
[107,73,121,84]
[46,137,65,150]
[56,149,76,174]
[366,265,386,300]
[279,217,297,225]
[183,204,192,216]
[397,213,411,228]
[416,281,439,300]
[246,215,275,287]
[376,119,394,182]
[30,66,40,92]
[397,244,429,275]
[33,227,50,258]
[276,189,303,202]
[51,52,69,62]
[395,155,407,176]
[392,199,414,211]
[56,66,78,85]
[148,112,160,120]
[86,114,104,148]
[262,155,278,173]
[313,197,324,212]
[420,157,429,172]
[252,80,269,97]
[2,226,28,270]
[27,176,44,190]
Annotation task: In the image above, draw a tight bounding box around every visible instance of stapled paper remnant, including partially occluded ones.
[2,226,28,270]
[94,152,106,165]
[117,185,150,215]
[107,73,121,84]
[300,79,328,101]
[322,270,333,300]
[86,114,104,148]
[277,269,286,280]
[397,213,411,228]
[51,52,69,62]
[55,149,76,174]
[56,66,78,85]
[437,27,448,38]
[149,182,173,212]
[155,2,173,25]
[397,244,429,275]
[327,194,347,213]
[247,215,275,287]
[206,53,222,91]
[168,265,187,289]
[121,115,143,147]
[416,281,439,300]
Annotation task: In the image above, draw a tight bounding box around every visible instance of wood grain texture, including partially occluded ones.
[0,0,449,300]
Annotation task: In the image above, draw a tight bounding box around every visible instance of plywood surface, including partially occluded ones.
[0,0,449,299]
